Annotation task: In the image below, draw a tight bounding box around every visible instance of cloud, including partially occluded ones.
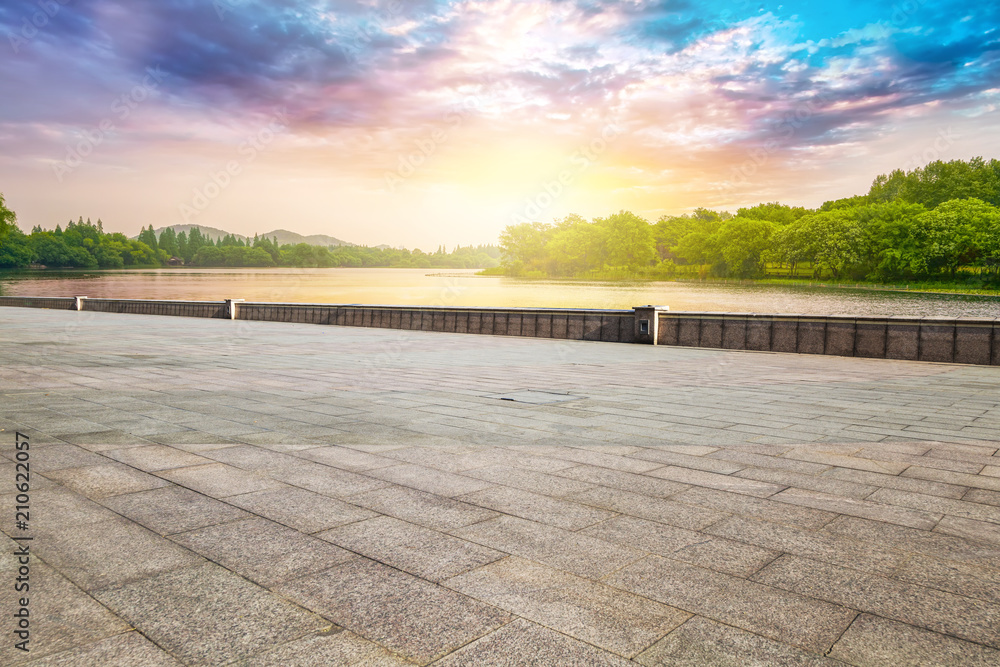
[2,0,999,238]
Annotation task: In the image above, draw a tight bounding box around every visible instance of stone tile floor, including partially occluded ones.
[2,308,1000,665]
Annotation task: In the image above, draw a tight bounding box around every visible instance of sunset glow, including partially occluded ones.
[1,0,997,247]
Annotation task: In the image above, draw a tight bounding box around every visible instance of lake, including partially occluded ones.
[2,268,999,317]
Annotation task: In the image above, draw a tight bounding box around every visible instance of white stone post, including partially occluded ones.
[634,305,669,345]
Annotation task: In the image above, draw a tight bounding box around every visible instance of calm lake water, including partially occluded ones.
[2,268,1000,317]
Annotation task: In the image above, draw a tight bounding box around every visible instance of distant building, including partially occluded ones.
[167,257,183,266]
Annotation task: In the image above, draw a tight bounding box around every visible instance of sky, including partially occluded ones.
[0,0,997,248]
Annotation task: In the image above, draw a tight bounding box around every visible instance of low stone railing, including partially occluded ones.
[1,296,996,365]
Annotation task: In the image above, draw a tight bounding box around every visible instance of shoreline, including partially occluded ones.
[475,271,1000,298]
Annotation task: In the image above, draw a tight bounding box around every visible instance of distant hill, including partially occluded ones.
[257,229,350,247]
[147,225,351,247]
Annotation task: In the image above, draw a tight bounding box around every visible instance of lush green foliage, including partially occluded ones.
[0,193,15,242]
[187,232,500,269]
[0,213,500,270]
[498,158,1000,284]
[0,217,160,269]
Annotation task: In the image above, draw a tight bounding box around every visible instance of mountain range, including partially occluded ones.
[148,225,353,248]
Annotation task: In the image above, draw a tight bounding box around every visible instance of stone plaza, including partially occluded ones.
[2,307,1000,665]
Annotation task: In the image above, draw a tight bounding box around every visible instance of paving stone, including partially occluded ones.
[275,558,510,664]
[240,629,416,666]
[454,446,581,473]
[934,514,1000,544]
[102,485,252,535]
[649,466,784,498]
[583,515,778,577]
[0,486,117,533]
[157,462,285,497]
[556,464,689,498]
[96,562,329,666]
[171,517,355,587]
[857,447,984,473]
[565,486,727,531]
[203,444,308,471]
[892,553,1000,605]
[771,487,940,529]
[902,465,1000,492]
[822,515,1000,570]
[782,447,910,475]
[631,448,746,474]
[32,516,202,591]
[704,514,904,576]
[964,487,1000,506]
[705,449,832,475]
[22,631,183,666]
[267,461,391,497]
[103,445,211,471]
[753,555,1000,649]
[56,431,157,451]
[44,463,170,499]
[735,467,876,499]
[445,556,690,657]
[366,463,492,497]
[295,445,398,471]
[381,446,495,473]
[432,618,633,666]
[317,516,502,582]
[521,445,663,474]
[457,485,616,530]
[28,444,108,472]
[868,487,1000,524]
[822,466,968,499]
[829,613,1000,667]
[227,486,378,533]
[8,307,1000,666]
[0,554,131,666]
[466,464,594,496]
[671,486,837,530]
[636,616,839,666]
[348,484,498,530]
[451,514,644,579]
[164,439,242,451]
[606,556,857,653]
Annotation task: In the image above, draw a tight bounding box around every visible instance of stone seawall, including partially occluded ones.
[658,312,999,366]
[1,296,996,365]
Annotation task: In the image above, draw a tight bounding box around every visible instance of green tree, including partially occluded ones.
[176,231,189,263]
[546,218,605,275]
[158,227,179,257]
[596,211,655,269]
[713,217,776,278]
[497,222,551,275]
[0,227,34,268]
[0,193,16,241]
[916,198,1000,278]
[138,224,158,250]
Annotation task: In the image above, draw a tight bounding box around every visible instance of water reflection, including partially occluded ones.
[2,268,999,317]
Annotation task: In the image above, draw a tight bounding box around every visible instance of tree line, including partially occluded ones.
[0,205,500,270]
[498,157,1000,284]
